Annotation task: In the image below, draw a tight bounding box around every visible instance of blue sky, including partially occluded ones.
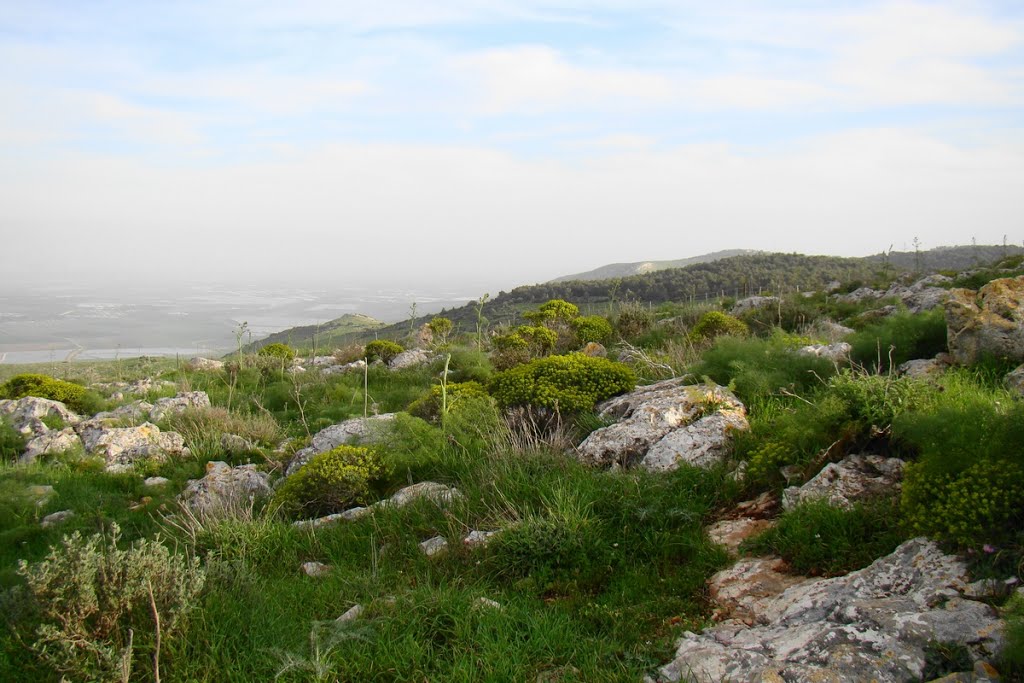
[2,1,1023,289]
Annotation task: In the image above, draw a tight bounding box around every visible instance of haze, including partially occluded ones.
[2,1,1024,293]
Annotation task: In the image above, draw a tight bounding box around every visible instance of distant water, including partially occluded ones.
[0,283,482,366]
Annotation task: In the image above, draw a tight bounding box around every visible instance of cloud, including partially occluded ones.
[453,45,675,114]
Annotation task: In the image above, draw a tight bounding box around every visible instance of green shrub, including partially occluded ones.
[17,524,205,682]
[407,381,490,423]
[848,310,947,372]
[690,311,748,342]
[571,315,613,346]
[427,317,454,346]
[614,304,654,340]
[364,340,404,364]
[272,445,390,518]
[257,342,296,362]
[491,325,558,370]
[0,373,102,414]
[0,419,25,461]
[445,348,494,384]
[523,299,580,325]
[489,354,635,413]
[741,499,906,576]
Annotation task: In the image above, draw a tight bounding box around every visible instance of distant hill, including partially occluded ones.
[550,249,761,282]
[865,244,1023,272]
[244,313,384,353]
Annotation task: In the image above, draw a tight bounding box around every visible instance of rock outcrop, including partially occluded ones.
[178,461,272,516]
[0,396,81,436]
[945,276,1024,365]
[149,391,212,421]
[293,481,462,529]
[388,349,430,370]
[575,379,748,472]
[654,539,1003,683]
[76,420,188,472]
[186,357,224,371]
[797,342,852,363]
[782,453,905,511]
[286,414,396,475]
[731,296,780,316]
[21,428,82,463]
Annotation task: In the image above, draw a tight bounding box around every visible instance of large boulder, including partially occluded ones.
[782,454,905,511]
[945,276,1024,365]
[887,274,953,314]
[186,357,224,371]
[654,539,1003,683]
[148,391,212,421]
[76,420,188,472]
[575,379,748,472]
[797,342,852,363]
[178,461,272,516]
[286,414,396,475]
[388,349,430,370]
[1006,364,1024,397]
[0,396,81,436]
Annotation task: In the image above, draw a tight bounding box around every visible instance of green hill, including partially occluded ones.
[244,313,384,353]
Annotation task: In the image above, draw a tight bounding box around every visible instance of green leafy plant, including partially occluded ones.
[364,340,404,364]
[0,419,25,461]
[491,325,558,370]
[272,445,390,518]
[427,317,454,347]
[0,373,102,414]
[258,343,296,362]
[689,311,748,342]
[407,381,490,423]
[489,354,635,413]
[571,315,613,346]
[848,309,948,372]
[17,524,206,683]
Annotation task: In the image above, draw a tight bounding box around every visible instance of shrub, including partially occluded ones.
[741,499,906,576]
[332,343,365,365]
[491,325,558,370]
[427,317,454,346]
[17,524,206,682]
[0,418,25,461]
[489,354,635,413]
[0,373,102,414]
[689,311,748,342]
[848,309,947,372]
[445,348,494,384]
[571,315,613,346]
[614,304,654,340]
[258,343,296,362]
[523,299,580,325]
[364,340,404,364]
[407,381,490,423]
[272,445,390,518]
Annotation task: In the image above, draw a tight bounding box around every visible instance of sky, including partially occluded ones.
[2,0,1023,292]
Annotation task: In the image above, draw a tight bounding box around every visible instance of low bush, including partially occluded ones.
[16,524,206,682]
[332,344,365,365]
[848,309,947,372]
[445,348,494,384]
[614,304,654,340]
[257,343,296,362]
[490,326,558,370]
[571,315,613,346]
[407,381,490,423]
[272,445,390,518]
[742,499,906,576]
[427,317,454,346]
[689,311,748,342]
[489,354,635,413]
[364,340,404,364]
[0,373,103,414]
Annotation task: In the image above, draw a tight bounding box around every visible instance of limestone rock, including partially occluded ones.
[220,433,255,453]
[149,391,211,421]
[76,420,187,472]
[302,561,331,578]
[899,357,949,379]
[92,400,154,422]
[286,414,396,475]
[292,507,370,529]
[382,481,462,509]
[186,357,224,371]
[946,276,1024,365]
[836,287,883,304]
[808,319,856,342]
[144,476,170,487]
[321,360,367,375]
[576,379,747,471]
[1005,364,1024,397]
[420,535,449,557]
[732,296,780,316]
[41,510,75,528]
[475,597,503,611]
[707,557,816,624]
[0,396,81,436]
[707,517,775,555]
[463,529,501,548]
[581,342,607,357]
[782,454,905,511]
[655,539,1003,683]
[21,428,82,463]
[178,461,271,516]
[797,342,852,363]
[336,604,364,623]
[389,348,430,370]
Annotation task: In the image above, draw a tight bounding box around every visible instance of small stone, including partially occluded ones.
[336,604,364,624]
[292,507,370,529]
[302,561,331,578]
[41,510,74,528]
[144,476,170,487]
[463,529,500,548]
[475,597,503,611]
[420,536,449,557]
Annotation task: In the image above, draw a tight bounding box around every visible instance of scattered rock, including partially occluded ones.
[782,454,905,511]
[92,400,154,422]
[731,296,780,316]
[707,518,775,555]
[20,428,82,463]
[383,481,462,509]
[309,355,338,366]
[286,414,396,475]
[287,365,306,375]
[178,461,272,516]
[654,539,1003,683]
[836,287,883,304]
[946,276,1024,365]
[899,357,949,379]
[76,420,187,472]
[302,561,331,578]
[336,604,364,623]
[292,507,370,529]
[0,396,81,436]
[420,536,449,557]
[797,341,852,363]
[463,529,501,548]
[414,323,434,349]
[1005,364,1024,397]
[575,379,748,472]
[186,357,224,371]
[321,360,367,376]
[475,597,503,611]
[733,492,780,519]
[220,433,255,453]
[808,319,855,341]
[41,510,75,528]
[389,349,430,370]
[148,391,211,421]
[581,342,607,358]
[144,476,170,487]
